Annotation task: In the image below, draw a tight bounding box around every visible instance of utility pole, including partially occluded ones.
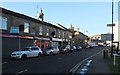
[111,0,114,57]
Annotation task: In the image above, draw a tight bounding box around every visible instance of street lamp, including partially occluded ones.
[107,0,115,57]
[111,0,114,57]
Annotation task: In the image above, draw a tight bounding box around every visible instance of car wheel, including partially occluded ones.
[21,54,27,60]
[38,53,42,57]
[50,52,53,55]
[57,51,60,54]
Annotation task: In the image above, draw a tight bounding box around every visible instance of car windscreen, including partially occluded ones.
[73,46,76,48]
[44,47,52,50]
[52,47,57,49]
[61,46,66,49]
[21,48,30,51]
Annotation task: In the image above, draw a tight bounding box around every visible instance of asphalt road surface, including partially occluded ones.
[2,47,109,74]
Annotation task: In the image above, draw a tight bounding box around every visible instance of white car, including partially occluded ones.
[11,46,43,59]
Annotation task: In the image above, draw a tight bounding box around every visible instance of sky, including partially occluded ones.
[1,2,118,36]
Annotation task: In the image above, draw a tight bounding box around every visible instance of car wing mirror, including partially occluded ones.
[28,49,31,51]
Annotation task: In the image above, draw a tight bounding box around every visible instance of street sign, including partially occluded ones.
[107,24,115,27]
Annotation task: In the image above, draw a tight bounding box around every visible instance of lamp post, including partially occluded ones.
[111,0,114,57]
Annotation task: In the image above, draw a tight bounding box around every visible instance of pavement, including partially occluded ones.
[74,47,116,75]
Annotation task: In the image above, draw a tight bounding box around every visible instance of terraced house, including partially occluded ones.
[0,7,88,58]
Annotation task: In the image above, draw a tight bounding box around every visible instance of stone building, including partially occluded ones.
[74,28,88,46]
[110,20,120,49]
[1,7,66,58]
[55,23,73,46]
[1,7,88,58]
[69,24,88,46]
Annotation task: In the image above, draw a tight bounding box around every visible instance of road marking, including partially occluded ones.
[69,49,105,74]
[58,58,62,60]
[16,69,28,74]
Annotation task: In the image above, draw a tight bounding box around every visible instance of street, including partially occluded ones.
[1,2,120,75]
[2,47,109,74]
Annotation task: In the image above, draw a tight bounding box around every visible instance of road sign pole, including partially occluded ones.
[111,0,114,57]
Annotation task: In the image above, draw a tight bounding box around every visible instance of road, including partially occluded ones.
[2,47,109,74]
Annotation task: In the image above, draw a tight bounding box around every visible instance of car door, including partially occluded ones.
[55,47,58,53]
[33,47,40,56]
[31,47,38,57]
[26,48,35,57]
[52,47,56,54]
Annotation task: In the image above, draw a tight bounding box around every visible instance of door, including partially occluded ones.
[27,49,35,57]
[30,47,39,57]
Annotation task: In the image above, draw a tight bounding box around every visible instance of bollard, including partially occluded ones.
[103,50,108,59]
[103,50,106,58]
[106,50,108,58]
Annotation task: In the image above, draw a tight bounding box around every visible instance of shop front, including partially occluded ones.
[34,37,50,51]
[51,38,63,47]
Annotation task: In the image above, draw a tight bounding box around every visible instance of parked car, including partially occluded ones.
[70,46,77,52]
[76,46,82,51]
[60,45,71,53]
[85,45,90,49]
[98,44,103,47]
[89,45,94,48]
[43,46,60,55]
[11,46,43,59]
[90,43,98,47]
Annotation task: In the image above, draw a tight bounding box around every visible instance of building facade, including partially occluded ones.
[110,20,120,49]
[1,7,88,58]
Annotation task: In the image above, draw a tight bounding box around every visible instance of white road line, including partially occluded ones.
[16,69,28,74]
[58,58,62,60]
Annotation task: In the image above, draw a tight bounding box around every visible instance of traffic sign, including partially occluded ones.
[107,24,115,27]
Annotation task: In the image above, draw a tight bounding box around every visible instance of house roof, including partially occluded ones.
[1,7,65,31]
[55,23,73,33]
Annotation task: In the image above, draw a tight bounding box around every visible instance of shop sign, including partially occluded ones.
[52,38,62,41]
[22,36,33,39]
[0,34,18,38]
[35,37,50,41]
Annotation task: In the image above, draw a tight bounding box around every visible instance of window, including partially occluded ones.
[31,48,39,50]
[46,28,50,36]
[42,45,44,48]
[59,31,61,38]
[54,30,57,37]
[39,26,43,35]
[24,23,30,33]
[63,32,65,38]
[0,16,8,30]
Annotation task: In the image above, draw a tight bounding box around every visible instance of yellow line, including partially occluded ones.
[68,48,106,73]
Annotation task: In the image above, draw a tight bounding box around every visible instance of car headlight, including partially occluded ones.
[17,53,22,55]
[47,51,50,53]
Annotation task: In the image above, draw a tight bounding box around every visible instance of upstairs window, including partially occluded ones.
[24,23,30,33]
[0,17,8,30]
[46,28,50,36]
[63,32,65,38]
[59,31,61,38]
[54,30,57,37]
[39,26,43,35]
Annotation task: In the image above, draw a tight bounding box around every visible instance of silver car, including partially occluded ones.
[43,46,60,55]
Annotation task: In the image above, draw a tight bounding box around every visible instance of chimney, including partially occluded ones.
[38,8,44,21]
[77,28,79,32]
